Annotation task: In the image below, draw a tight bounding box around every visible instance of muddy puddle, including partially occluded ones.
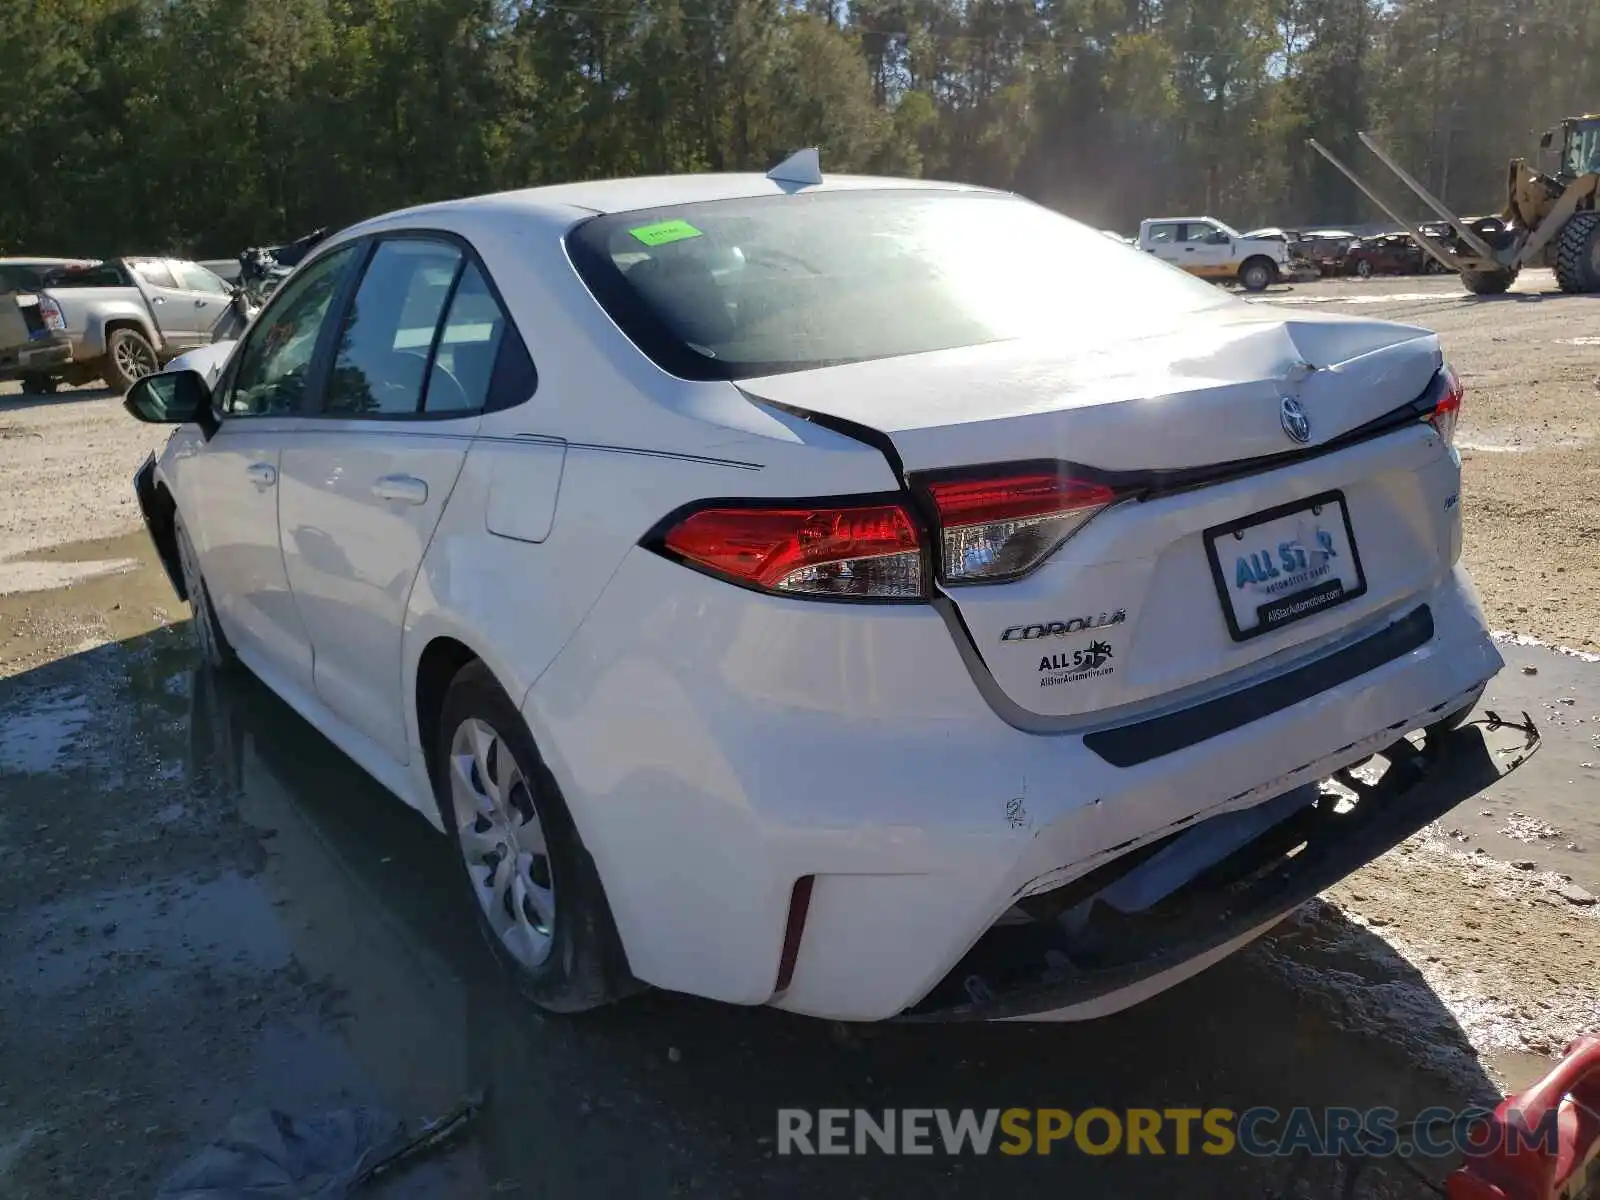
[1,589,1598,1196]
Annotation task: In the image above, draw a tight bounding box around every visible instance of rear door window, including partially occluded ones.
[132,260,179,290]
[323,239,463,417]
[425,262,507,414]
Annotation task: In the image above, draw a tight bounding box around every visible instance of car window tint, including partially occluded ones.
[568,192,1227,382]
[44,263,129,288]
[425,262,505,413]
[324,240,462,417]
[0,265,47,291]
[175,261,232,295]
[225,246,357,417]
[132,260,178,289]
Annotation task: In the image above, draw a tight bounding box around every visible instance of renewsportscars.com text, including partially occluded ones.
[776,1106,1560,1159]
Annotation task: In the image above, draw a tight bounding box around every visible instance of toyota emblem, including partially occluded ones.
[1280,396,1312,444]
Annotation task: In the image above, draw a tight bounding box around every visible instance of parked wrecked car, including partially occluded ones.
[1292,230,1357,276]
[125,165,1504,1022]
[1346,233,1427,278]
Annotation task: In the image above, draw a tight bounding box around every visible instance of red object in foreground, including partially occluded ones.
[1446,1035,1600,1200]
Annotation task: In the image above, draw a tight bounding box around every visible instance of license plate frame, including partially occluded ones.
[1203,489,1368,642]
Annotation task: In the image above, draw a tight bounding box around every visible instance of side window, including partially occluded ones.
[425,262,507,414]
[323,239,462,417]
[1177,224,1211,244]
[174,261,232,296]
[132,260,178,289]
[223,245,357,417]
[1146,224,1180,245]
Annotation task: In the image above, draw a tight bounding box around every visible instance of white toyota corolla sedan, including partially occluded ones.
[127,158,1506,1022]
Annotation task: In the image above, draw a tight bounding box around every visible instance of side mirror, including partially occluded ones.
[124,369,213,427]
[1539,130,1554,150]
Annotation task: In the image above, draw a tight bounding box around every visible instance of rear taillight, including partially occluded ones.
[38,296,65,332]
[658,501,926,600]
[923,471,1118,584]
[1428,364,1463,446]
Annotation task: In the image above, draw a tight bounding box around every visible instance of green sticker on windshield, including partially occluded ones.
[629,219,703,247]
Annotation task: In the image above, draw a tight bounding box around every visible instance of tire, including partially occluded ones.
[174,512,239,671]
[19,373,57,395]
[1355,259,1373,279]
[432,660,635,1013]
[1239,258,1277,292]
[1553,211,1600,294]
[102,327,159,393]
[1460,266,1518,296]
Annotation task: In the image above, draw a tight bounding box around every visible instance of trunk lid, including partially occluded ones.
[739,305,1440,473]
[740,306,1454,722]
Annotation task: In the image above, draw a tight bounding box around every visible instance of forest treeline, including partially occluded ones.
[2,0,1597,257]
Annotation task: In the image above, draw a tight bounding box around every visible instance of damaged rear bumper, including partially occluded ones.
[899,712,1539,1021]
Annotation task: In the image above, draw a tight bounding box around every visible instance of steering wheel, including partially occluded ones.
[395,348,471,412]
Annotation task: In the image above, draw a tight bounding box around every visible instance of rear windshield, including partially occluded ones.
[42,263,130,288]
[566,190,1230,381]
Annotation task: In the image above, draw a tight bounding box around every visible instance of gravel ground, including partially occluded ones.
[1,273,1598,1198]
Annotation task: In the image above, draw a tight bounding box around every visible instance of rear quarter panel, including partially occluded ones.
[392,203,910,824]
[48,287,159,358]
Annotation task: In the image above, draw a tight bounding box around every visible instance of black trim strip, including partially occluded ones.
[904,366,1451,507]
[1083,605,1434,767]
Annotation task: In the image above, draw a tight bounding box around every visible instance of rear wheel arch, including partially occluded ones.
[415,635,482,799]
[421,646,638,1010]
[101,314,156,349]
[101,319,161,392]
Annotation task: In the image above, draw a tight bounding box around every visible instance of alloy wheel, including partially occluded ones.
[449,717,556,968]
[115,338,157,382]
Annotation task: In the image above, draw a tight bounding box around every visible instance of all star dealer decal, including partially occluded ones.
[1039,640,1115,687]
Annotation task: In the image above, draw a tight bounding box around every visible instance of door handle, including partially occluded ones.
[194,299,207,307]
[151,295,166,304]
[246,462,277,486]
[371,474,428,505]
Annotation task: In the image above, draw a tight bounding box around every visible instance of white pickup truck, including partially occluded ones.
[1136,217,1298,292]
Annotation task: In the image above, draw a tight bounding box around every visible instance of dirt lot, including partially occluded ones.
[0,273,1597,1199]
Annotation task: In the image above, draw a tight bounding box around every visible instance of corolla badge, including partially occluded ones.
[1280,396,1312,444]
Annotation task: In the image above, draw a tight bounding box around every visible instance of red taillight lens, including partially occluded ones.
[660,502,926,599]
[1429,364,1463,446]
[38,296,65,332]
[924,471,1118,583]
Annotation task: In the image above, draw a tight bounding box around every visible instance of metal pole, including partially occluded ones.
[1306,138,1477,272]
[1356,130,1498,260]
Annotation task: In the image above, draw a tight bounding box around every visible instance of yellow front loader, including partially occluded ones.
[1309,115,1600,296]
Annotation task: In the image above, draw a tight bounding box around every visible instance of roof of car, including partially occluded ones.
[0,257,98,268]
[344,172,999,235]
